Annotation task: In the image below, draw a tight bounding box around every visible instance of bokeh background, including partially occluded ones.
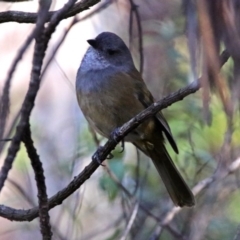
[0,0,240,239]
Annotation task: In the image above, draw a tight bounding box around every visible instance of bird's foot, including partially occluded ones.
[119,140,125,153]
[110,127,125,153]
[107,152,114,159]
[92,146,105,166]
[110,127,121,143]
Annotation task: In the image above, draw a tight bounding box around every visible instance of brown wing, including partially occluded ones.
[128,68,179,154]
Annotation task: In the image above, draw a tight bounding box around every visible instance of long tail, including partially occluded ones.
[135,141,195,207]
[149,145,195,207]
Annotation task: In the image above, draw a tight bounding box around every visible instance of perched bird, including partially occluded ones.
[76,32,195,207]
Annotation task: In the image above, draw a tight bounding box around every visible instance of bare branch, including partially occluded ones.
[0,46,231,222]
[120,202,139,240]
[22,124,52,239]
[128,0,143,74]
[0,0,100,24]
[150,156,240,239]
[0,0,52,193]
[0,78,200,222]
[0,0,96,193]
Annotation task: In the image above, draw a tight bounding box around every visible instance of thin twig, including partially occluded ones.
[128,0,144,74]
[120,202,139,240]
[41,17,78,79]
[149,156,240,239]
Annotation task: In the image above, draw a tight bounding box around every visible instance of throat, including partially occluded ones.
[81,48,110,71]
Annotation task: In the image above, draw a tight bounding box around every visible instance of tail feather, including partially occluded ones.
[148,146,195,207]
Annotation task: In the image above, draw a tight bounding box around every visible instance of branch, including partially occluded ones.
[22,124,52,239]
[0,0,52,145]
[120,202,139,240]
[149,156,240,239]
[0,47,230,222]
[0,0,52,192]
[0,0,92,192]
[128,0,144,74]
[0,78,200,222]
[0,0,99,147]
[0,0,100,24]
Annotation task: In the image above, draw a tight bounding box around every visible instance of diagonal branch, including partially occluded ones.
[0,78,200,222]
[0,49,230,222]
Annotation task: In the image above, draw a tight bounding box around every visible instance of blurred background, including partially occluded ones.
[0,0,240,239]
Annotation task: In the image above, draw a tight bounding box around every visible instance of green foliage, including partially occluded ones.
[207,218,237,240]
[105,228,121,240]
[99,150,125,201]
[226,191,240,223]
[12,143,30,171]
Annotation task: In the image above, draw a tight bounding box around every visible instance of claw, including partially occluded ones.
[110,127,125,153]
[119,140,125,153]
[92,146,105,166]
[107,152,114,159]
[110,127,120,143]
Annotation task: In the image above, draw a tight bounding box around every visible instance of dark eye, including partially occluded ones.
[107,49,118,55]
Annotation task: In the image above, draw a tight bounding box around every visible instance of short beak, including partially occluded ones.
[87,39,98,49]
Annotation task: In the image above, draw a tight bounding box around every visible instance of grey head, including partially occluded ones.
[80,32,135,72]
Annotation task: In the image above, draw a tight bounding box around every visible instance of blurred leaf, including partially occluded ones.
[226,191,240,223]
[105,228,121,240]
[13,143,30,171]
[99,153,125,201]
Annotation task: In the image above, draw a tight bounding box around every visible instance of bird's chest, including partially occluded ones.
[77,78,126,137]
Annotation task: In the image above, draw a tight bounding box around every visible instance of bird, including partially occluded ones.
[75,31,195,207]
